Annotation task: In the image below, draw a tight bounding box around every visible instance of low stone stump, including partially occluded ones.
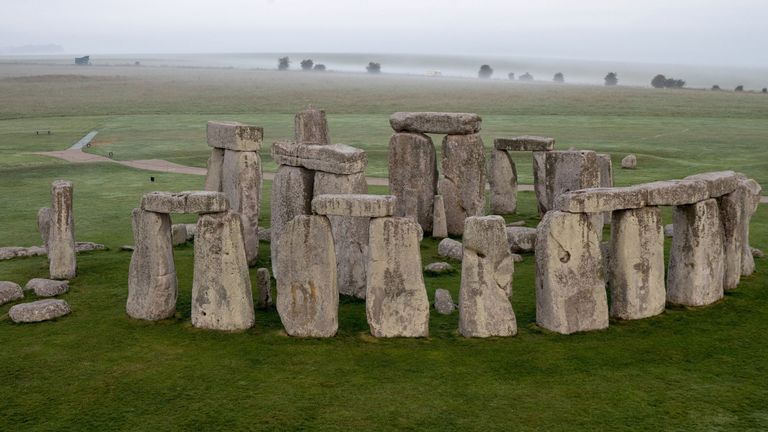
[437,238,463,261]
[488,148,517,214]
[389,112,481,135]
[26,278,69,297]
[544,150,600,214]
[494,136,555,152]
[536,211,608,334]
[49,180,76,280]
[9,299,71,323]
[505,227,537,253]
[432,195,448,238]
[608,206,665,320]
[206,121,263,152]
[388,132,437,231]
[203,148,225,191]
[222,149,262,266]
[366,217,429,338]
[312,194,396,218]
[276,215,338,337]
[272,141,367,175]
[141,191,229,214]
[270,165,314,274]
[667,199,725,307]
[295,107,331,145]
[438,133,486,235]
[0,282,24,305]
[192,211,255,331]
[459,216,517,338]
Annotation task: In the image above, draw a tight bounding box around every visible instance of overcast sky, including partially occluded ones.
[3,0,768,66]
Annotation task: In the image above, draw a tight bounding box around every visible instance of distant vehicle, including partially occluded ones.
[75,56,90,65]
[426,71,442,77]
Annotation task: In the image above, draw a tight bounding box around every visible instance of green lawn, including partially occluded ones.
[0,64,767,431]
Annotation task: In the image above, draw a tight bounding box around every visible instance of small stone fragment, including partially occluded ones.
[510,253,524,263]
[258,227,271,242]
[505,227,538,253]
[664,224,674,237]
[437,238,463,261]
[9,299,71,323]
[434,289,456,315]
[25,278,69,297]
[0,282,24,305]
[752,247,765,258]
[424,262,454,275]
[389,112,481,135]
[621,154,637,169]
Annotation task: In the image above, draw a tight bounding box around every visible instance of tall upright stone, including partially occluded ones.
[37,207,52,250]
[222,150,262,266]
[127,209,178,321]
[667,199,725,307]
[608,206,665,320]
[432,195,448,238]
[295,107,331,145]
[459,216,517,337]
[533,151,548,215]
[535,211,608,334]
[718,188,746,290]
[204,148,225,192]
[49,180,76,280]
[192,211,255,331]
[388,132,437,231]
[597,153,614,223]
[366,217,429,337]
[488,149,517,214]
[276,215,338,337]
[270,165,314,274]
[740,178,762,276]
[544,150,600,213]
[438,133,486,236]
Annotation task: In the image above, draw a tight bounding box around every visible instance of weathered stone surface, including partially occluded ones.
[555,186,647,213]
[9,299,70,323]
[314,171,369,298]
[536,211,608,334]
[270,165,314,274]
[390,112,481,135]
[256,267,272,309]
[271,141,367,175]
[608,206,665,320]
[276,215,338,337]
[544,151,600,214]
[37,207,51,250]
[0,282,23,305]
[506,227,537,253]
[25,278,69,297]
[203,148,225,191]
[489,149,517,214]
[718,188,746,290]
[494,136,555,152]
[49,180,76,280]
[295,107,331,145]
[171,224,188,246]
[127,209,177,321]
[388,132,437,231]
[192,211,254,331]
[664,224,674,237]
[222,149,262,266]
[434,289,456,315]
[438,133,487,236]
[312,194,396,217]
[402,188,419,223]
[432,195,448,238]
[207,121,262,151]
[533,151,548,215]
[685,171,739,198]
[740,178,762,276]
[366,217,430,337]
[667,199,725,306]
[438,238,463,261]
[424,262,453,274]
[597,153,614,223]
[141,191,229,214]
[753,247,765,258]
[639,179,709,206]
[621,154,637,169]
[460,216,517,337]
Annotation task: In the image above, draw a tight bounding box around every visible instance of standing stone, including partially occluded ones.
[432,195,448,238]
[740,178,762,276]
[532,151,548,215]
[171,224,188,246]
[489,149,517,214]
[49,180,76,280]
[276,215,338,337]
[192,211,255,331]
[438,134,486,236]
[270,165,314,274]
[314,171,369,298]
[256,267,272,309]
[459,216,517,337]
[608,206,665,320]
[667,199,725,307]
[388,132,437,231]
[621,154,637,169]
[544,151,600,214]
[127,209,177,321]
[222,149,262,266]
[366,217,429,337]
[536,211,608,334]
[597,153,614,223]
[402,187,420,223]
[718,188,746,290]
[434,289,456,315]
[0,281,24,306]
[295,107,331,145]
[204,148,225,192]
[37,207,52,250]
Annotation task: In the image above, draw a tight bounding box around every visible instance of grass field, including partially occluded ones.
[0,63,767,431]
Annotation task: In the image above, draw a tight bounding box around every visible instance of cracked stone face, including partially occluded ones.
[388,132,437,232]
[438,133,486,236]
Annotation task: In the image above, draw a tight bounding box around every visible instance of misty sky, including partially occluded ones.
[3,0,768,66]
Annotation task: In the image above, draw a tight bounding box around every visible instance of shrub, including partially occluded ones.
[478,65,493,79]
[605,72,618,86]
[763,88,767,94]
[508,72,515,80]
[313,64,326,72]
[519,72,534,81]
[553,72,564,83]
[735,85,744,92]
[300,59,314,71]
[712,85,721,91]
[278,57,290,71]
[366,62,381,74]
[652,74,667,88]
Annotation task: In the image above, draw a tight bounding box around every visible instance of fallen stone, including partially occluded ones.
[255,267,272,309]
[752,247,765,258]
[75,242,107,253]
[438,133,486,235]
[9,299,71,323]
[271,141,367,175]
[270,165,314,274]
[312,194,396,217]
[390,112,481,135]
[511,253,523,263]
[664,224,674,237]
[37,207,51,250]
[49,180,76,280]
[294,107,331,145]
[685,171,739,198]
[434,289,456,315]
[141,191,229,214]
[437,238,463,261]
[639,179,710,206]
[0,282,23,306]
[505,227,538,253]
[536,211,608,334]
[507,221,526,227]
[171,224,188,246]
[489,149,517,214]
[432,195,448,238]
[554,186,647,213]
[25,278,69,297]
[207,120,262,151]
[366,217,430,337]
[424,262,454,274]
[621,154,637,169]
[276,215,338,337]
[203,148,225,191]
[460,216,517,337]
[222,149,262,266]
[494,136,555,152]
[544,151,600,214]
[388,132,437,231]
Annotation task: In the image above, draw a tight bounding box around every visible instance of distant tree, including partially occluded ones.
[508,72,515,80]
[366,62,381,74]
[313,64,326,71]
[478,64,493,79]
[712,85,721,91]
[553,72,564,83]
[519,72,534,81]
[278,56,290,71]
[763,87,767,93]
[735,85,744,92]
[605,72,618,86]
[651,74,667,88]
[300,59,314,71]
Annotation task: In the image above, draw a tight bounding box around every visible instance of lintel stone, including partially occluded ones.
[494,136,555,152]
[312,194,396,217]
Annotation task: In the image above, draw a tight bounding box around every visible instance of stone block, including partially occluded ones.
[312,194,396,217]
[685,171,739,198]
[639,180,709,206]
[438,133,486,235]
[494,136,555,152]
[270,165,314,274]
[432,195,448,238]
[141,191,229,214]
[388,132,437,231]
[207,121,262,151]
[271,141,367,175]
[554,186,647,213]
[295,107,331,145]
[203,148,225,192]
[389,112,481,135]
[9,299,71,323]
[49,180,76,280]
[489,149,517,214]
[544,151,600,214]
[505,226,537,253]
[222,149,262,266]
